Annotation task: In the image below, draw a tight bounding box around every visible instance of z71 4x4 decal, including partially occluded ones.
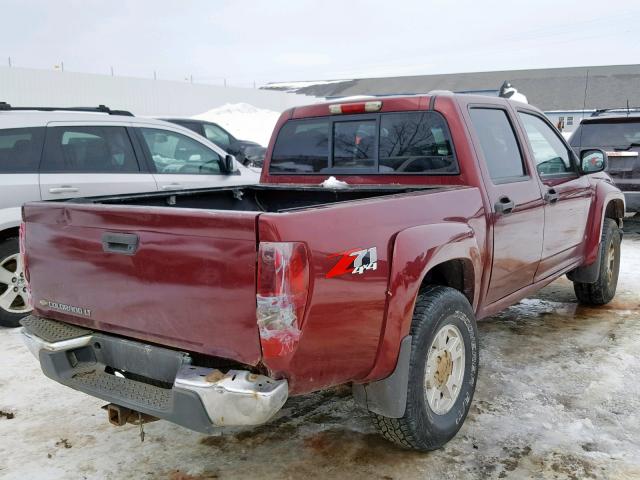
[326,247,378,278]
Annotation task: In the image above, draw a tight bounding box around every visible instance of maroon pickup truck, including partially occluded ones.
[20,93,624,451]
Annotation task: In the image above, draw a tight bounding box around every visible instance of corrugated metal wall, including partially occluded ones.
[0,67,316,115]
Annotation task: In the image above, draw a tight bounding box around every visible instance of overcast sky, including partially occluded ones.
[1,0,639,87]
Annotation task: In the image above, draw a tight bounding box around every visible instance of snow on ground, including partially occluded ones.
[1,224,640,479]
[192,103,281,147]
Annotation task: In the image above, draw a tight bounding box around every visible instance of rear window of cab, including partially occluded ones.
[270,111,458,174]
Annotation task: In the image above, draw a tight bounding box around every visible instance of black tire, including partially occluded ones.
[573,218,621,306]
[372,285,479,451]
[0,237,31,328]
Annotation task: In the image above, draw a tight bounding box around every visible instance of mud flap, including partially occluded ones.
[352,335,412,418]
[567,258,601,283]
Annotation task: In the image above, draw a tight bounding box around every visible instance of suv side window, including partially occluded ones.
[203,124,231,150]
[518,112,575,176]
[0,127,45,173]
[42,126,139,173]
[469,108,525,181]
[139,128,222,174]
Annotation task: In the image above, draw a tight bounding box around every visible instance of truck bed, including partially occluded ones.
[23,184,448,365]
[67,184,443,213]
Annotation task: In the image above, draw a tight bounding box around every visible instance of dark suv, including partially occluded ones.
[570,109,640,211]
[162,118,266,167]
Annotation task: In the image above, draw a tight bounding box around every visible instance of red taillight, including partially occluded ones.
[257,242,309,359]
[329,100,382,115]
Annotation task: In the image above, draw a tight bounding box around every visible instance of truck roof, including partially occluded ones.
[288,91,533,119]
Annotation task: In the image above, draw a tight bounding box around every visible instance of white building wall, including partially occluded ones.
[0,67,317,116]
[544,110,595,135]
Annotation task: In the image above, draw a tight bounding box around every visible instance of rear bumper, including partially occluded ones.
[21,316,287,434]
[623,191,640,212]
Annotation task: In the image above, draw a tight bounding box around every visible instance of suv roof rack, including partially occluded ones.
[0,102,134,116]
[591,107,640,117]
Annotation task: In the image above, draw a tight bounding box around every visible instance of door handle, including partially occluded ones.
[161,183,183,190]
[544,189,560,204]
[495,196,515,215]
[48,186,79,194]
[102,232,139,255]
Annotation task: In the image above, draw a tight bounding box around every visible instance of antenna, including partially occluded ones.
[578,70,589,151]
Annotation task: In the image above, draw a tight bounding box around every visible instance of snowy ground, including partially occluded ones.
[1,222,639,479]
[192,103,281,147]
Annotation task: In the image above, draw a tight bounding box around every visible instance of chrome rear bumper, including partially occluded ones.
[21,316,288,432]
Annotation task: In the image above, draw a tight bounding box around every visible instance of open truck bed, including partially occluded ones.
[23,183,446,366]
[67,183,442,212]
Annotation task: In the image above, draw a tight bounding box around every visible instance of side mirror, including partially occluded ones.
[224,154,238,174]
[580,149,607,174]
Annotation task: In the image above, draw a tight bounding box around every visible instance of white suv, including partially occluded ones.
[0,104,260,327]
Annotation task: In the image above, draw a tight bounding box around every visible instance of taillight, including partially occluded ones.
[329,100,382,115]
[257,242,309,359]
[18,221,32,307]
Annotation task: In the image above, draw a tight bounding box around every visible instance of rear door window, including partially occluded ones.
[0,127,45,173]
[469,108,525,181]
[42,126,140,173]
[570,121,640,148]
[270,111,457,174]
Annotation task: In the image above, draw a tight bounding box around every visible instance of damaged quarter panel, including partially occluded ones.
[257,186,485,394]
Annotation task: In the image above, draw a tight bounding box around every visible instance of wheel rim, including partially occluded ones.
[424,322,465,415]
[607,240,616,284]
[0,253,32,315]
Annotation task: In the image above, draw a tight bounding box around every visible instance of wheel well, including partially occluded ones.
[419,258,474,306]
[605,199,624,226]
[0,227,19,243]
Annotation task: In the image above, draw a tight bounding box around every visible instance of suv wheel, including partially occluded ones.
[0,237,32,328]
[372,285,479,451]
[573,218,621,305]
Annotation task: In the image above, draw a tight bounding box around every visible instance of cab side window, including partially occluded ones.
[469,108,525,181]
[140,128,222,175]
[518,112,575,176]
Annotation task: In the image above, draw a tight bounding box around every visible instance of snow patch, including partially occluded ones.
[192,103,281,147]
[321,176,349,189]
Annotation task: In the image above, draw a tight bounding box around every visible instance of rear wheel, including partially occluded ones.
[573,219,621,306]
[0,237,32,328]
[372,285,479,451]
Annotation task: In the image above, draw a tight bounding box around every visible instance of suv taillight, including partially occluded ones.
[18,221,32,307]
[256,242,309,359]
